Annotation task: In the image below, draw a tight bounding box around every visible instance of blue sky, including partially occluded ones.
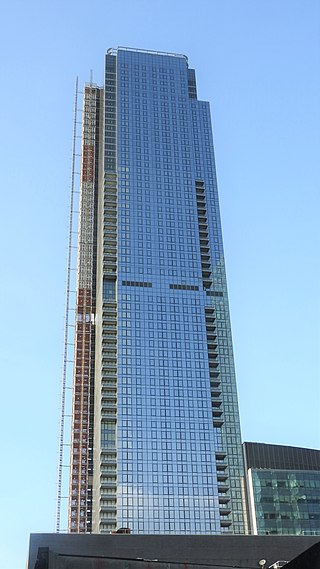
[0,1,319,567]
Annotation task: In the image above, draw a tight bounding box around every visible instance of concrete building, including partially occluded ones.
[62,47,246,535]
[28,533,320,569]
[244,442,320,536]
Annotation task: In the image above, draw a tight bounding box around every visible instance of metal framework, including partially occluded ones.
[56,77,80,533]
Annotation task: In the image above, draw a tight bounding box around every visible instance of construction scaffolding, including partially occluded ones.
[71,82,102,533]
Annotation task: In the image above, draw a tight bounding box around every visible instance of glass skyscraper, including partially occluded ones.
[69,47,246,535]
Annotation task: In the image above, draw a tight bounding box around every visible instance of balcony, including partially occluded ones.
[215,451,226,459]
[102,324,117,331]
[101,456,117,466]
[219,506,231,515]
[213,410,223,419]
[206,326,216,334]
[219,496,230,504]
[101,411,117,420]
[102,356,117,365]
[217,472,228,481]
[212,389,221,398]
[101,364,117,373]
[100,516,117,524]
[205,313,215,321]
[100,485,117,494]
[101,387,116,396]
[102,312,117,320]
[220,520,232,528]
[208,345,218,354]
[208,350,218,358]
[218,485,229,494]
[101,401,117,411]
[102,349,117,356]
[100,504,117,513]
[207,335,217,343]
[102,379,117,386]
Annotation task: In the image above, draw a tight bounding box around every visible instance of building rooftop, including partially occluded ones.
[244,442,320,471]
[106,46,188,62]
[27,534,320,569]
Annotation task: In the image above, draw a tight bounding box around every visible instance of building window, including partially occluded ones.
[103,278,116,301]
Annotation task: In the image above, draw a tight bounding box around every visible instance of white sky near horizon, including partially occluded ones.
[0,1,319,567]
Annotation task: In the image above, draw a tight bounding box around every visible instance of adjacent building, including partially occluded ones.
[68,47,246,535]
[244,442,320,536]
[27,533,320,569]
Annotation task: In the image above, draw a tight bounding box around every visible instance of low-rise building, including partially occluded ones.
[243,442,320,536]
[28,533,320,569]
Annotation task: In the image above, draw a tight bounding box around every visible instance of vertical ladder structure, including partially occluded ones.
[56,78,80,533]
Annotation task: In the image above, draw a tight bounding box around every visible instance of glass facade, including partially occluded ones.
[244,443,320,536]
[250,469,320,535]
[71,47,246,535]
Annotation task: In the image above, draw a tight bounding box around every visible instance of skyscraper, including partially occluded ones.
[68,47,246,535]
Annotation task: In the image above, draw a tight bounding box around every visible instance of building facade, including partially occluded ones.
[27,533,320,569]
[244,442,320,536]
[69,47,246,535]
